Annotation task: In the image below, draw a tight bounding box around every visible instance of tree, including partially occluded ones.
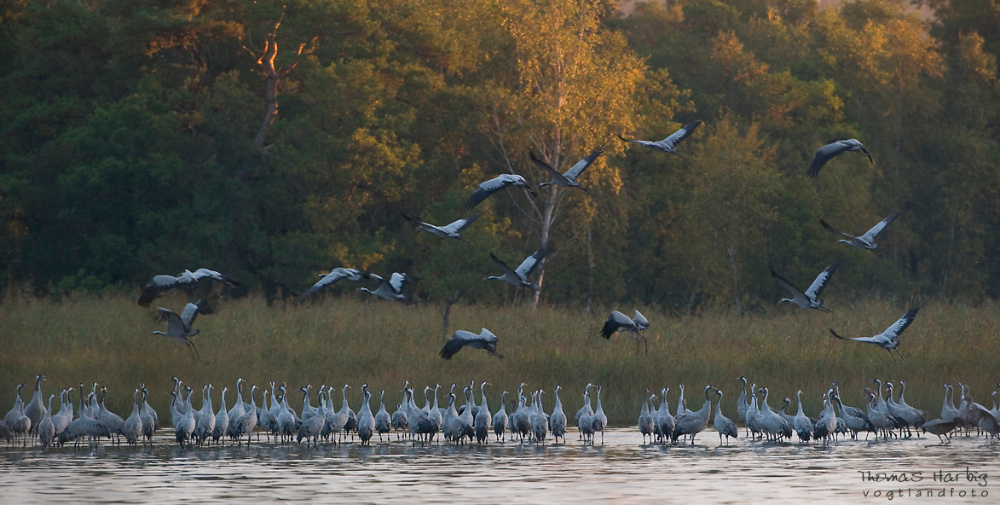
[476,0,649,307]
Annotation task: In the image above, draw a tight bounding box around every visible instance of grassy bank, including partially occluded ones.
[1,294,997,427]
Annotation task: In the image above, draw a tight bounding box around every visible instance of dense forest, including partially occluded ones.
[1,0,998,311]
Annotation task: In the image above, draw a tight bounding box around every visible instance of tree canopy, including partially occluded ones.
[2,0,998,310]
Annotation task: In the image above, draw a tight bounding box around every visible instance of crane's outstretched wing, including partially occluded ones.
[659,120,703,149]
[442,214,479,234]
[632,309,649,331]
[191,268,224,282]
[601,310,636,339]
[880,305,920,339]
[515,241,553,279]
[807,141,852,177]
[389,272,408,293]
[563,147,604,181]
[804,259,841,299]
[138,272,196,307]
[846,139,874,165]
[861,212,901,243]
[529,152,566,181]
[771,269,809,305]
[463,174,532,209]
[829,328,882,344]
[179,299,213,331]
[156,307,185,335]
[617,134,657,148]
[819,219,855,240]
[478,328,503,359]
[440,330,481,360]
[300,267,365,297]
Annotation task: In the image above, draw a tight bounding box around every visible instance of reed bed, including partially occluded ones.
[1,294,997,427]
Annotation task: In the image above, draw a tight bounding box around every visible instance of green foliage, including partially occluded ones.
[0,0,998,310]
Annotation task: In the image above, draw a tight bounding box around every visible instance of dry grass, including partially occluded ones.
[1,293,998,427]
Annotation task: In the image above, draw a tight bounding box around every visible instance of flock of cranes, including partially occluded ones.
[132,119,711,360]
[4,375,998,449]
[11,121,966,457]
[131,117,914,364]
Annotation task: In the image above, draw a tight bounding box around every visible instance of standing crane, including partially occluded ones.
[549,385,568,443]
[356,385,375,445]
[713,389,738,446]
[24,375,46,435]
[638,388,655,444]
[373,390,391,442]
[122,389,143,446]
[492,390,509,442]
[474,382,492,445]
[672,385,713,444]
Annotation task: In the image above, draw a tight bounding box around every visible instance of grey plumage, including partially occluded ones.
[771,259,841,312]
[464,173,537,209]
[619,120,702,155]
[807,139,873,177]
[300,267,367,297]
[820,212,900,255]
[530,147,603,190]
[152,299,213,360]
[439,328,504,360]
[830,304,920,361]
[486,242,553,288]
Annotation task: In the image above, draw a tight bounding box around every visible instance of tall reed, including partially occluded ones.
[1,293,996,427]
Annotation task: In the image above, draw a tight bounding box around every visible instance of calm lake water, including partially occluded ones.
[2,429,998,504]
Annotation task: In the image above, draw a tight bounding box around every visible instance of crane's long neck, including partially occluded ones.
[796,391,805,416]
[130,390,140,416]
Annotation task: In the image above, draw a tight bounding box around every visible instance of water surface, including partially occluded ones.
[2,429,998,504]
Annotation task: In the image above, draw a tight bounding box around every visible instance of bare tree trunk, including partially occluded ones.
[441,289,466,339]
[530,185,558,309]
[727,245,743,316]
[585,230,594,315]
[247,11,311,159]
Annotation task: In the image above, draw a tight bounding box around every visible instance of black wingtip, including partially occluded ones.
[617,134,630,143]
[829,329,846,340]
[600,321,615,340]
[195,298,214,316]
